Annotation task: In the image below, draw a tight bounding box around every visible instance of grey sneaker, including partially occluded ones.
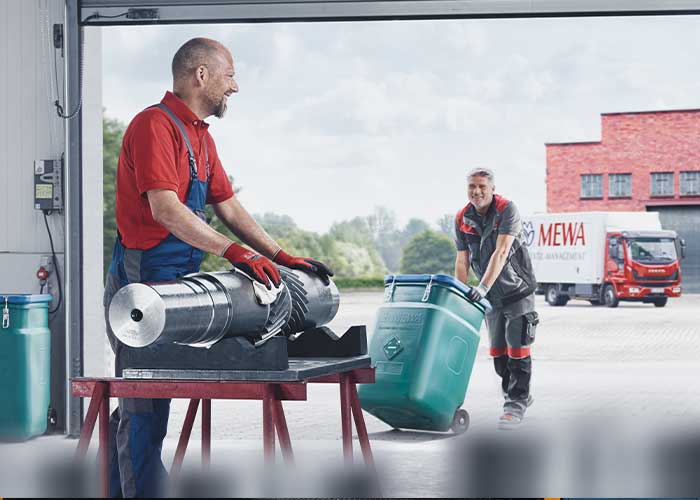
[498,410,523,429]
[498,396,533,430]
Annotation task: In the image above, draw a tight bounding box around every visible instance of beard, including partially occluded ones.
[213,96,227,118]
[205,91,228,118]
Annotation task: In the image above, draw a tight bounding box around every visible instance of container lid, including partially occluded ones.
[384,274,491,312]
[0,294,53,304]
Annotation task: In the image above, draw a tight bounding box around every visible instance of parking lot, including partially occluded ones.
[2,291,699,497]
[163,291,700,437]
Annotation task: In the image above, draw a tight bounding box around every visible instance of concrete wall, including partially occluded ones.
[546,110,700,212]
[0,0,104,432]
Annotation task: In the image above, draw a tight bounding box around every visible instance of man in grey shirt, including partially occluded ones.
[454,168,539,429]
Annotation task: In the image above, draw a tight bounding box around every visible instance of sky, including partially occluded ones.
[102,16,700,234]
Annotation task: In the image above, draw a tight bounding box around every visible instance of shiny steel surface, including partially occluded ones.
[109,268,338,349]
[108,283,166,348]
[280,268,340,337]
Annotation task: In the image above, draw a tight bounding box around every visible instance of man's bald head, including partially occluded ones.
[171,37,232,83]
[170,37,238,119]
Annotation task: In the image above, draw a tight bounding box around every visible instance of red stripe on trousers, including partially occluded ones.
[507,347,531,359]
[490,347,507,357]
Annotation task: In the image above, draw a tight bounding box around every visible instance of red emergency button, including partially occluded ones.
[37,266,49,281]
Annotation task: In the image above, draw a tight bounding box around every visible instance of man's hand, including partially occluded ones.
[223,243,281,289]
[273,250,334,286]
[467,282,490,303]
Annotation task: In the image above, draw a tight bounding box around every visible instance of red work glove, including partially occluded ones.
[273,250,334,286]
[223,243,281,289]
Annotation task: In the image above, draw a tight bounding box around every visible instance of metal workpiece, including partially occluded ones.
[108,267,339,349]
[281,268,340,339]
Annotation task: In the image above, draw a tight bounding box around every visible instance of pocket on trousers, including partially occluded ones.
[521,311,539,346]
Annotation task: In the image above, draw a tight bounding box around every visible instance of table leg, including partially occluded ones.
[349,381,375,467]
[271,396,294,465]
[171,399,200,478]
[202,399,211,469]
[74,382,106,461]
[339,373,354,462]
[262,384,275,462]
[99,389,110,498]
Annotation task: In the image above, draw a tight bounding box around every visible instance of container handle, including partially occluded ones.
[384,275,397,302]
[421,275,434,302]
[2,297,9,329]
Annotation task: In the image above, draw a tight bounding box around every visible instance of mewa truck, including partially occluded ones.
[522,212,686,307]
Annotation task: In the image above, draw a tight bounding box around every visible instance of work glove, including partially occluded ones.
[467,282,490,303]
[223,243,281,289]
[273,250,334,286]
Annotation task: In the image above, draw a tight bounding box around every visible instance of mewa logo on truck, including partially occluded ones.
[522,212,687,308]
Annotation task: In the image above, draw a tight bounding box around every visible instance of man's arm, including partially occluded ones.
[480,233,516,289]
[212,195,280,258]
[214,195,334,285]
[148,189,281,287]
[148,189,231,255]
[455,249,470,284]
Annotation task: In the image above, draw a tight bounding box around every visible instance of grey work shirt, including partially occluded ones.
[454,194,537,308]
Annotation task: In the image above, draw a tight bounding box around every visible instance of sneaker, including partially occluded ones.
[498,411,523,430]
[497,396,532,430]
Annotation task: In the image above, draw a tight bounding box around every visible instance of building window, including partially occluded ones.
[650,172,674,197]
[609,173,632,198]
[680,171,700,196]
[580,174,603,199]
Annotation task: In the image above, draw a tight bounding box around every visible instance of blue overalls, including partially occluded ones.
[104,103,210,498]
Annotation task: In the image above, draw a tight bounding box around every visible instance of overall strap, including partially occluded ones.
[153,103,198,181]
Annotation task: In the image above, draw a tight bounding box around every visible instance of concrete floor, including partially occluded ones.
[2,292,700,497]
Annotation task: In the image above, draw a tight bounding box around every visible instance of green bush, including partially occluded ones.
[333,276,385,289]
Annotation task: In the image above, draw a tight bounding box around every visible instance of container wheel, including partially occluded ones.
[604,284,619,308]
[450,409,470,434]
[653,297,668,307]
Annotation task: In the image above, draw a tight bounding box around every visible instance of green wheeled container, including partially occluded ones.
[358,275,490,434]
[0,294,53,441]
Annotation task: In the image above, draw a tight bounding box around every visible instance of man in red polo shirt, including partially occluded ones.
[104,37,333,497]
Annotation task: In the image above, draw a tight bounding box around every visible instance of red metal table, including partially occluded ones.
[71,367,375,498]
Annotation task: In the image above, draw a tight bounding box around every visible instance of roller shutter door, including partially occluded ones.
[647,206,700,293]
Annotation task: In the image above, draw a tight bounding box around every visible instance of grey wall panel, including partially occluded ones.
[0,0,65,256]
[648,206,700,293]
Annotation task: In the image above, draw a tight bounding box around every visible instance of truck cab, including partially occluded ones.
[604,230,684,307]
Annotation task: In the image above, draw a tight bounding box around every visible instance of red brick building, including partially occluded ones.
[545,109,700,291]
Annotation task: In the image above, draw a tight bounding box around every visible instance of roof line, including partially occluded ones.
[602,108,700,116]
[545,140,601,146]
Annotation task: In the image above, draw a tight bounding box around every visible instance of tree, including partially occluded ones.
[103,116,125,277]
[400,230,456,275]
[437,213,455,237]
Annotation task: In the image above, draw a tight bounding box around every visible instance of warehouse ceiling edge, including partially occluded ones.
[79,0,700,26]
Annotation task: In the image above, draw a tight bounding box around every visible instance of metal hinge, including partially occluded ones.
[2,298,9,329]
[384,275,397,302]
[421,275,434,302]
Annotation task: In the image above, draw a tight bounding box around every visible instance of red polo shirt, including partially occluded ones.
[115,91,234,249]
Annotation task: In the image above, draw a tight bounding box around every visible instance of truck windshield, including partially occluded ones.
[626,237,677,264]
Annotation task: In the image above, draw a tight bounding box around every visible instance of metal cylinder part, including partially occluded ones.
[281,268,340,338]
[108,267,339,348]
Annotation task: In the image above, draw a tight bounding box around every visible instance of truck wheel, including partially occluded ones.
[546,285,568,306]
[450,408,470,434]
[604,284,619,308]
[653,298,668,307]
